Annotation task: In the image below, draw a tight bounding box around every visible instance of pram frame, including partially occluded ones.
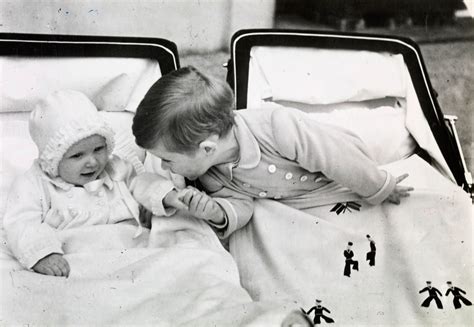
[226,28,472,194]
[0,33,180,73]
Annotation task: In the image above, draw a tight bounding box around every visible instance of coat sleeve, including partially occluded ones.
[198,172,254,239]
[129,172,176,217]
[271,108,396,205]
[2,172,63,269]
[209,188,254,239]
[108,155,177,217]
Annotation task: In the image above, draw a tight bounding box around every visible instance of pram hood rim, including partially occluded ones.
[227,28,469,192]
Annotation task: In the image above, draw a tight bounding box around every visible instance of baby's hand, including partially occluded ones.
[163,189,189,211]
[386,173,414,205]
[32,253,70,277]
[180,187,225,225]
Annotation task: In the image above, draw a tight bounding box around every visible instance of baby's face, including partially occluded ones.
[58,135,108,186]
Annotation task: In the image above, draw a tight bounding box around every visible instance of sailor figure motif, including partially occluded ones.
[445,281,472,309]
[302,299,335,325]
[419,281,443,309]
[343,241,359,277]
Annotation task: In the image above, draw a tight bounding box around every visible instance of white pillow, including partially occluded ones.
[99,111,146,164]
[93,74,134,112]
[250,46,407,105]
[0,115,37,219]
[0,57,161,113]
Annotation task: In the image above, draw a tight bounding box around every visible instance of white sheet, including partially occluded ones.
[230,155,473,325]
[0,214,303,325]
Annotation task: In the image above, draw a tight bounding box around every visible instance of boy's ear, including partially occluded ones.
[199,135,219,155]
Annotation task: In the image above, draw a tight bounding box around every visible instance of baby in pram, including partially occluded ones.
[3,90,189,276]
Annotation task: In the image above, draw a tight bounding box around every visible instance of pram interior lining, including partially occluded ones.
[245,45,454,181]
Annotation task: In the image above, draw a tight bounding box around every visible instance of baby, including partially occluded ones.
[3,90,187,277]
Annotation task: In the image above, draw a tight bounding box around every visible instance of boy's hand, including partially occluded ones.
[32,253,70,277]
[386,173,414,205]
[180,187,226,225]
[163,189,189,211]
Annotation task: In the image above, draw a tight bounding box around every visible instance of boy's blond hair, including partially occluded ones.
[133,66,235,153]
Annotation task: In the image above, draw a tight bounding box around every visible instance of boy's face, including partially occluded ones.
[150,141,214,180]
[58,135,108,186]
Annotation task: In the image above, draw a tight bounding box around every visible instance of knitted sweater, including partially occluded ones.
[3,155,175,269]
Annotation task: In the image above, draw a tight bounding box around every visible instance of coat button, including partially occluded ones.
[285,172,293,180]
[314,177,323,183]
[300,175,308,182]
[67,192,73,198]
[258,191,267,197]
[274,195,282,199]
[243,183,251,188]
[268,164,277,173]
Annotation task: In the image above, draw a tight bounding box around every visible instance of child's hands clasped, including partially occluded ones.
[163,189,190,211]
[386,173,414,205]
[179,187,226,225]
[32,253,70,277]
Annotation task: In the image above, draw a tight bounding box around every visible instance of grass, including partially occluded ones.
[420,41,473,175]
[181,29,473,178]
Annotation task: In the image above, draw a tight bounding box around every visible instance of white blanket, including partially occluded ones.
[0,215,303,326]
[230,155,473,325]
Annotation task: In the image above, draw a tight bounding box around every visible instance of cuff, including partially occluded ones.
[21,242,64,269]
[364,170,396,205]
[149,181,177,216]
[207,208,229,229]
[212,198,238,239]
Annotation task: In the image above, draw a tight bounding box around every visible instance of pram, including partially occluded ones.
[0,30,472,325]
[224,29,473,325]
[0,33,307,326]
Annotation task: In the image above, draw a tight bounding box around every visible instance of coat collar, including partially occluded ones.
[39,162,114,192]
[233,112,261,169]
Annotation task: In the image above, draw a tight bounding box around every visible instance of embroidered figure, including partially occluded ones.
[419,281,443,309]
[343,242,359,277]
[330,201,361,215]
[445,281,472,309]
[366,234,376,266]
[302,299,335,325]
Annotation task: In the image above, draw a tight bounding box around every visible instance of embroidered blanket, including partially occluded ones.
[230,155,473,325]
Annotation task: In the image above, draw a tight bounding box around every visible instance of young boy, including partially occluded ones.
[132,66,413,238]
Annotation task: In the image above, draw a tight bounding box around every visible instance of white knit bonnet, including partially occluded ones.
[29,90,115,177]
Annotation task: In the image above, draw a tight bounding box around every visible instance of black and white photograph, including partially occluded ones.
[0,1,472,325]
